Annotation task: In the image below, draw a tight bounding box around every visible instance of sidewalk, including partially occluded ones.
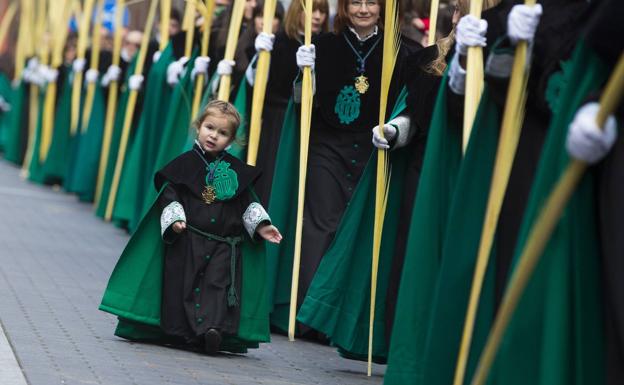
[0,161,385,385]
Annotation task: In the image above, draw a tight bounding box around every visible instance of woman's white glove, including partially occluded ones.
[167,56,189,86]
[23,58,39,83]
[455,15,488,56]
[372,124,397,149]
[128,74,144,91]
[255,32,275,52]
[191,56,211,81]
[72,58,87,73]
[216,59,235,76]
[296,44,315,70]
[153,50,162,63]
[507,4,543,45]
[101,65,122,87]
[85,69,99,84]
[566,102,618,164]
[42,66,59,84]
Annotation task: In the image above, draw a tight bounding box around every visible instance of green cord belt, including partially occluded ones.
[187,224,244,307]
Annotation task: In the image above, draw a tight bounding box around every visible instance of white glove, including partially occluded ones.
[167,56,189,85]
[566,102,618,164]
[296,44,315,70]
[42,66,59,84]
[216,59,235,76]
[372,123,398,149]
[0,95,11,112]
[507,4,543,45]
[31,64,46,87]
[72,58,87,73]
[85,69,99,84]
[101,65,122,87]
[23,58,39,83]
[128,74,144,91]
[191,56,211,81]
[153,50,162,63]
[255,32,275,52]
[455,15,488,56]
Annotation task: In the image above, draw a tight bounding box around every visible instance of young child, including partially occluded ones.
[100,100,280,354]
[155,100,281,353]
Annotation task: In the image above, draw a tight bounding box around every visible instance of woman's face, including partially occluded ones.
[254,15,281,34]
[347,0,380,33]
[347,0,381,31]
[298,8,328,34]
[244,0,258,20]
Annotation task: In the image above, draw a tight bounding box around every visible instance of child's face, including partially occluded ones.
[196,114,235,155]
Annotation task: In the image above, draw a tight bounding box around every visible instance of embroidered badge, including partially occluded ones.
[545,59,571,113]
[212,161,238,200]
[335,85,361,124]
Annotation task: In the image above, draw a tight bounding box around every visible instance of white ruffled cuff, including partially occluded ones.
[160,201,186,237]
[242,202,271,238]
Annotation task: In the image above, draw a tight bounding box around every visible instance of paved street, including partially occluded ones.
[0,161,385,385]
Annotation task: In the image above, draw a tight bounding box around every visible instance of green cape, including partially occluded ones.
[65,75,107,201]
[384,72,463,384]
[488,39,607,385]
[264,87,407,342]
[95,57,137,218]
[99,185,270,352]
[2,80,27,165]
[0,73,13,152]
[295,89,410,363]
[112,44,176,229]
[40,65,74,183]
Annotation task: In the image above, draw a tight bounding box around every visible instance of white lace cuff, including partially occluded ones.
[242,202,271,238]
[160,201,186,237]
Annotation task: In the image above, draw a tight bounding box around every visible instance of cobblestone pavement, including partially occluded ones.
[0,161,385,385]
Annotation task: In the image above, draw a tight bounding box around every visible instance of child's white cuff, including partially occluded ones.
[161,201,186,237]
[242,202,271,238]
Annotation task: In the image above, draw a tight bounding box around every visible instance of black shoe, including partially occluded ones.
[204,329,222,355]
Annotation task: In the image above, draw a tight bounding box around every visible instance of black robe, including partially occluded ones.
[154,145,261,342]
[253,31,302,205]
[586,0,624,383]
[297,29,416,311]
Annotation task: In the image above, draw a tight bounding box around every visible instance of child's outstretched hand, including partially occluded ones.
[257,224,282,244]
[172,220,187,233]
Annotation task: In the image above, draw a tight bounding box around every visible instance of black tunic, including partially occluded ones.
[154,145,260,342]
[298,30,415,309]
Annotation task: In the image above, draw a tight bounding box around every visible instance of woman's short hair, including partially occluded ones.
[333,0,387,34]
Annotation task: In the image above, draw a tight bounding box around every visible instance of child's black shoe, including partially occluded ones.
[204,328,222,355]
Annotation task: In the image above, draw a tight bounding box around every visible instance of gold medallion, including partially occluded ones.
[354,75,369,94]
[202,185,216,205]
